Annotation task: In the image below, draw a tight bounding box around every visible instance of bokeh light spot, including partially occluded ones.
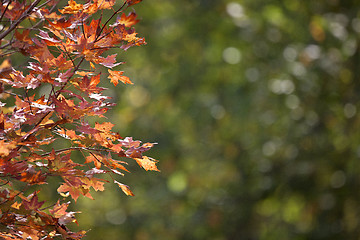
[226,2,244,18]
[211,104,226,119]
[167,171,187,193]
[222,47,241,64]
[106,208,127,225]
[344,103,356,118]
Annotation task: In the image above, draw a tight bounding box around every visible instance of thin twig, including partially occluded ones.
[94,1,127,42]
[0,0,42,41]
[0,0,12,24]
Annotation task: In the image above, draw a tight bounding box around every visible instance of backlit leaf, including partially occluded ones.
[108,69,132,86]
[114,180,135,196]
[134,156,160,172]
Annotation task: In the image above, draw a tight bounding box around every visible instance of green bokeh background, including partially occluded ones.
[71,0,360,239]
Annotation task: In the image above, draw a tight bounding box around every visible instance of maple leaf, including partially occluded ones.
[0,140,16,157]
[58,181,92,202]
[126,0,143,7]
[114,180,134,196]
[50,54,73,71]
[37,30,60,46]
[47,18,73,30]
[108,69,132,86]
[60,0,83,14]
[19,165,47,185]
[76,121,100,135]
[85,154,102,169]
[75,74,105,93]
[11,201,22,210]
[124,31,145,45]
[22,193,44,211]
[28,38,54,63]
[13,29,33,53]
[95,121,114,132]
[83,19,101,41]
[94,54,123,68]
[117,12,140,28]
[50,200,70,218]
[82,177,106,192]
[134,156,160,171]
[102,154,129,173]
[0,59,12,80]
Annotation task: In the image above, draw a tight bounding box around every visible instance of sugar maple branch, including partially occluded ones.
[40,146,115,157]
[0,0,158,238]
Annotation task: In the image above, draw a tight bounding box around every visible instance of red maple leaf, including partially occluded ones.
[22,193,44,211]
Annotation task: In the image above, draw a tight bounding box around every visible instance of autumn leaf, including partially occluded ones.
[95,54,123,68]
[50,200,70,218]
[117,12,140,28]
[47,18,73,30]
[14,29,31,41]
[126,0,143,7]
[82,177,106,192]
[57,182,92,202]
[96,0,116,10]
[37,30,60,46]
[59,0,83,14]
[11,202,22,210]
[75,74,105,93]
[0,59,12,80]
[108,69,132,86]
[85,154,102,169]
[19,167,47,185]
[124,32,145,45]
[22,193,44,211]
[0,140,16,157]
[114,180,135,196]
[134,156,160,171]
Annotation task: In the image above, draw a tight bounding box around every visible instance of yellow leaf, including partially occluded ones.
[59,0,83,14]
[114,180,134,196]
[11,202,21,209]
[134,156,160,171]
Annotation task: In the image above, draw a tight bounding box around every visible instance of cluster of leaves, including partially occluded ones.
[0,0,159,239]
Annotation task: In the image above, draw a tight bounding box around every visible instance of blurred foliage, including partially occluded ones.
[73,0,360,239]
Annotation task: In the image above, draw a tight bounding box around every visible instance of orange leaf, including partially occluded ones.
[11,202,21,210]
[118,12,139,28]
[57,181,92,202]
[126,0,142,7]
[134,156,160,171]
[60,0,83,14]
[114,180,134,196]
[49,200,70,218]
[108,69,132,86]
[85,154,102,169]
[96,0,116,9]
[82,177,106,191]
[94,121,114,132]
[0,140,16,157]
